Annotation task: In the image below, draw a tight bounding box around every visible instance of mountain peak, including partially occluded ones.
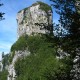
[17,1,53,37]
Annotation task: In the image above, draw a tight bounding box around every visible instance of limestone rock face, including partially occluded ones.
[17,1,53,37]
[7,50,30,80]
[0,61,3,72]
[70,48,80,80]
[56,48,70,59]
[7,2,53,80]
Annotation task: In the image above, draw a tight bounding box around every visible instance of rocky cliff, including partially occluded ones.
[7,50,30,80]
[17,1,53,37]
[0,61,3,72]
[7,1,53,80]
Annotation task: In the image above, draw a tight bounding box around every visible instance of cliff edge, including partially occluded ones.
[7,2,53,80]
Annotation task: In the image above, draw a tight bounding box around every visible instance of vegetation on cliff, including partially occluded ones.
[51,0,80,58]
[0,54,8,80]
[11,35,28,52]
[0,70,8,80]
[11,34,72,80]
[0,0,80,80]
[33,1,52,13]
[18,1,52,14]
[15,54,72,80]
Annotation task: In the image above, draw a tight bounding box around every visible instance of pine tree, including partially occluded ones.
[0,1,5,20]
[50,0,80,79]
[50,0,80,50]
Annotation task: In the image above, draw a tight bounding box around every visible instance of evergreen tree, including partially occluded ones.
[2,52,4,58]
[50,0,80,51]
[50,0,76,35]
[0,1,4,20]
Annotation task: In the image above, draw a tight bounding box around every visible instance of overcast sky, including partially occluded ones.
[0,0,59,60]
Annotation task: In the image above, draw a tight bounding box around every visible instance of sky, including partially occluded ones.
[0,0,59,60]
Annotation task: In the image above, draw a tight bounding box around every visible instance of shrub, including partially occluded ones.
[14,34,72,80]
[11,35,28,51]
[0,70,8,80]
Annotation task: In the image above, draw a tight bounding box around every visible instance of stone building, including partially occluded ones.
[17,1,53,37]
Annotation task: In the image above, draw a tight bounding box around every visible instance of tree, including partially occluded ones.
[50,0,76,35]
[50,0,80,50]
[2,52,4,58]
[0,1,5,20]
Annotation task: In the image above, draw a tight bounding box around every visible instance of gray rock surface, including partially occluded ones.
[7,50,30,80]
[0,61,3,72]
[17,1,53,37]
[70,48,80,80]
[56,48,70,59]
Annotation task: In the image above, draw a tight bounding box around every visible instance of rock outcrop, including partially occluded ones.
[7,50,30,80]
[0,61,3,72]
[17,1,53,37]
[56,48,70,59]
[70,48,80,80]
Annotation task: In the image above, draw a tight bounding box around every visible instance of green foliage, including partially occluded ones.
[59,36,80,58]
[2,52,5,58]
[50,0,80,54]
[15,53,72,80]
[2,54,9,70]
[27,35,46,54]
[10,35,28,63]
[37,1,52,13]
[0,1,5,20]
[11,35,28,52]
[18,1,52,14]
[0,70,8,80]
[11,34,55,53]
[8,51,15,63]
[14,34,72,80]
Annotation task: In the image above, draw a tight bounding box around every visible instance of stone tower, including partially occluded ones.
[17,1,53,37]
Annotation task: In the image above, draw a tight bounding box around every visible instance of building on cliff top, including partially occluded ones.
[17,1,53,37]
